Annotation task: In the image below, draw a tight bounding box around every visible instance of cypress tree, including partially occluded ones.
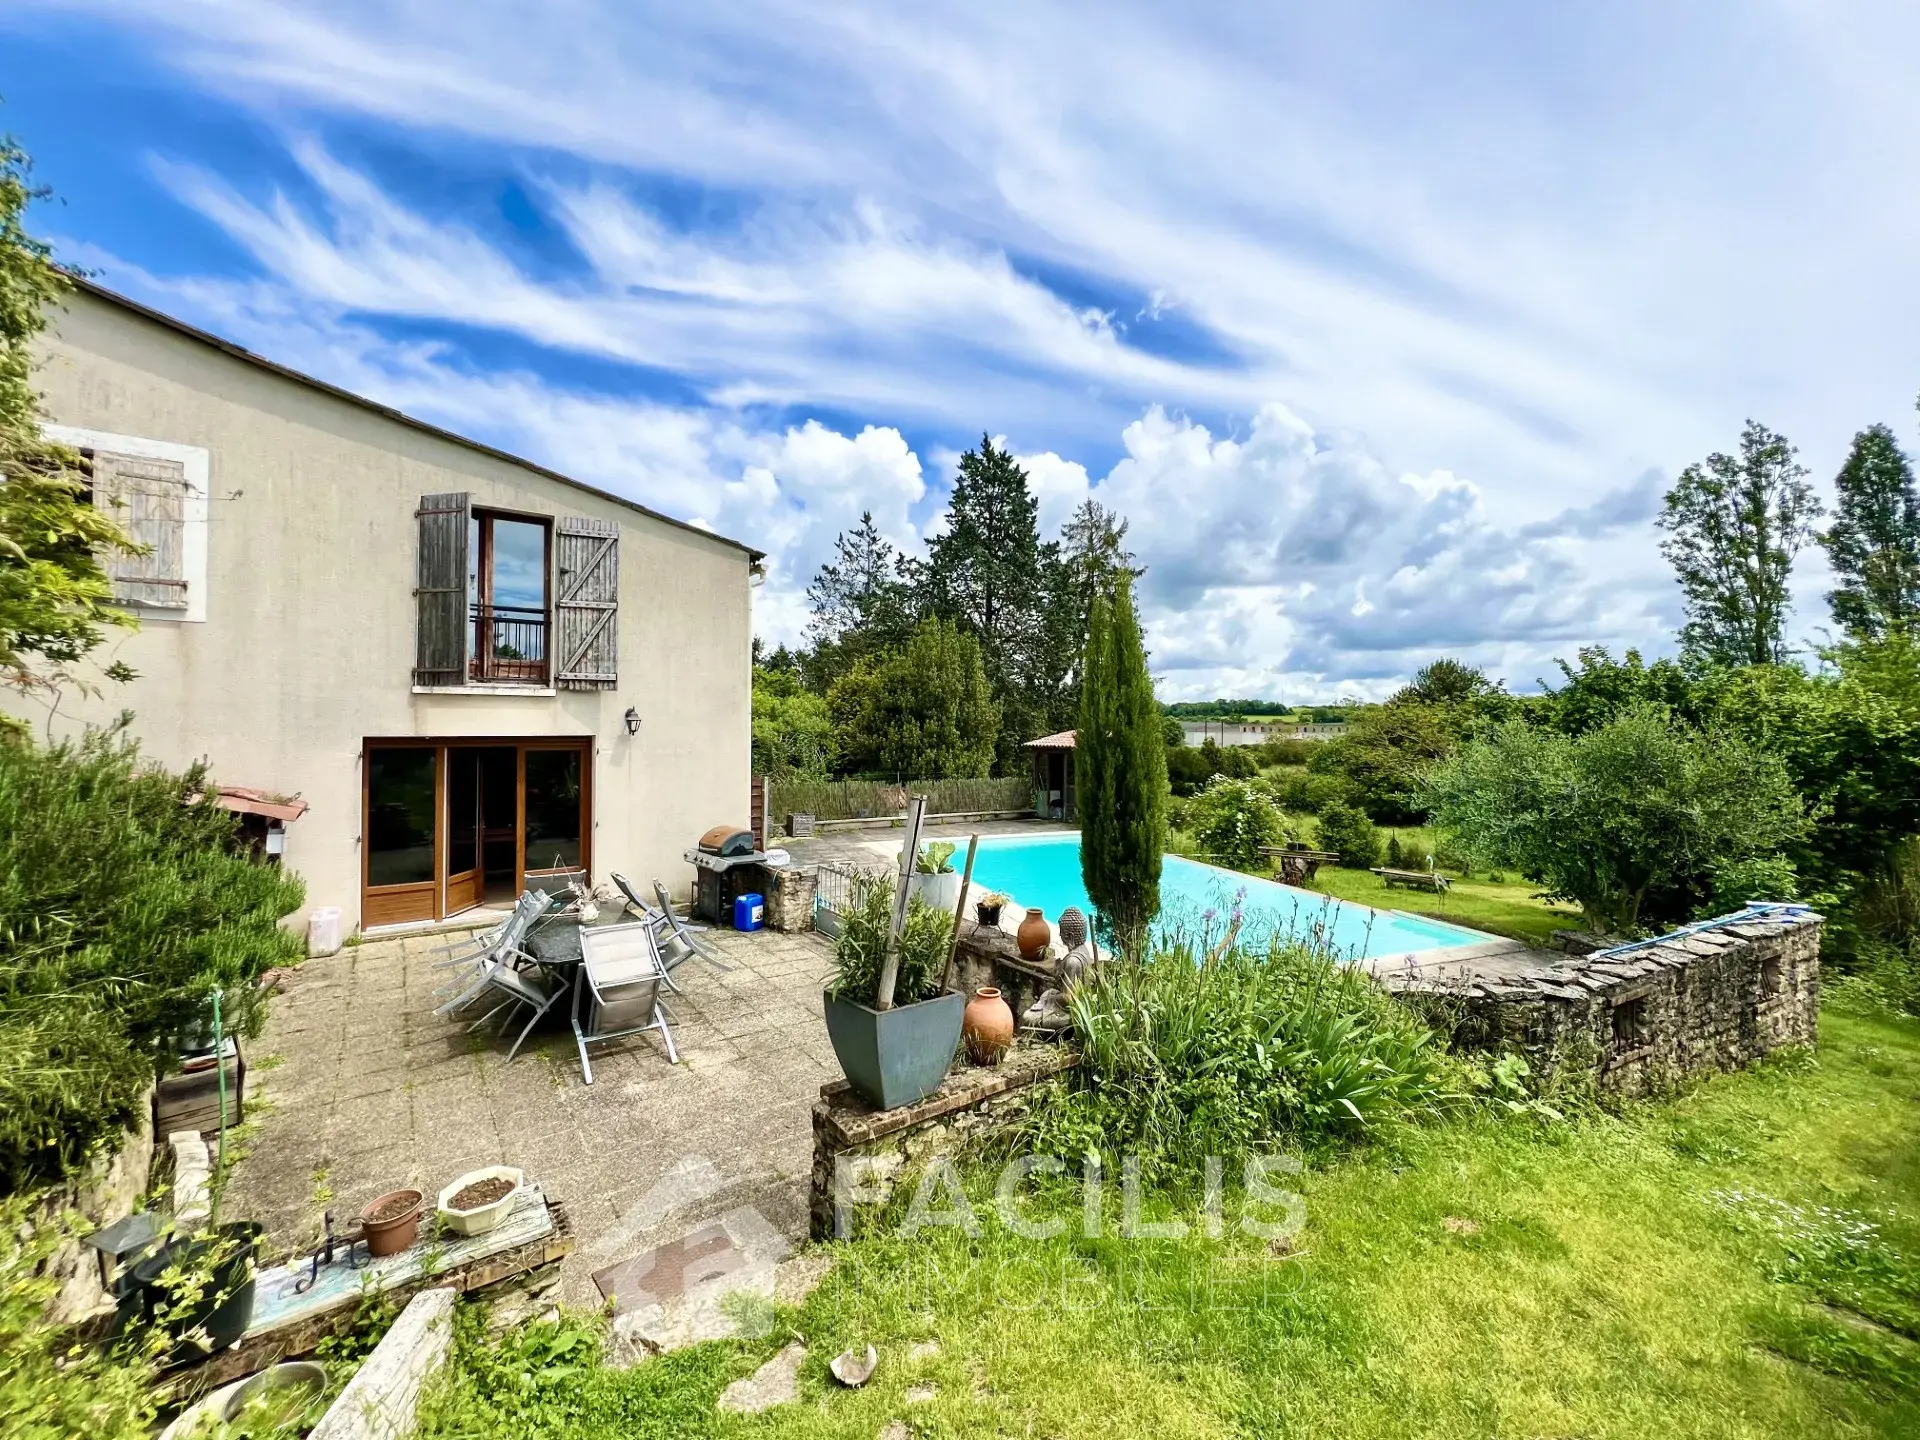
[1077,578,1166,958]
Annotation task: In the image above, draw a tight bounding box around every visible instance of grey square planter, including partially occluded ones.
[823,988,965,1111]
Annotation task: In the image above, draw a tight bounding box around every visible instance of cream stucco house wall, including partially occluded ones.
[14,281,759,933]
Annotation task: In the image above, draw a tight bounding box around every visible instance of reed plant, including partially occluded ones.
[1033,926,1462,1176]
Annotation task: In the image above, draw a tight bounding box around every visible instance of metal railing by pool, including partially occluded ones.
[811,859,889,937]
[470,603,548,684]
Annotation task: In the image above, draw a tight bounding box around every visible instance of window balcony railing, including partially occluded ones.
[470,603,549,684]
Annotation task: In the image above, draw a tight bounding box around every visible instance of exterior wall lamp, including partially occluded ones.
[624,707,641,736]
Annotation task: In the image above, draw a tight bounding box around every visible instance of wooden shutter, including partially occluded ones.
[553,517,619,690]
[414,492,470,686]
[92,452,189,610]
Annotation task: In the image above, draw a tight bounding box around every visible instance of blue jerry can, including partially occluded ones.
[733,892,766,931]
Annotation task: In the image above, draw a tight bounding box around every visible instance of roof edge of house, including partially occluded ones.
[62,275,765,562]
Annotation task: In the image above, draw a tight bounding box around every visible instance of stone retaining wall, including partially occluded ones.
[1385,906,1821,1100]
[809,1046,1075,1240]
[755,863,818,934]
[32,1085,154,1325]
[950,920,1061,1022]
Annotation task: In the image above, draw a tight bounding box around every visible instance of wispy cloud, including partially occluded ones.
[13,0,1912,691]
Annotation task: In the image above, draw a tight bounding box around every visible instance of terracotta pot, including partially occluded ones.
[1016,907,1050,962]
[963,987,1015,1066]
[360,1188,425,1257]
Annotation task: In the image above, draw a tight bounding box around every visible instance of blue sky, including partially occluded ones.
[7,2,1920,698]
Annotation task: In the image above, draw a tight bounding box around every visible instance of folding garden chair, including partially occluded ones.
[466,961,569,1063]
[433,889,555,1017]
[572,919,678,1083]
[610,873,733,989]
[649,878,734,985]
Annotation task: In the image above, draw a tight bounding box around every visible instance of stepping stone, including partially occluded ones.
[604,1206,791,1356]
[719,1342,806,1413]
[906,1383,937,1404]
[593,1220,746,1313]
[879,1423,911,1440]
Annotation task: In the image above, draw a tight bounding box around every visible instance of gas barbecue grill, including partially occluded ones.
[683,825,769,924]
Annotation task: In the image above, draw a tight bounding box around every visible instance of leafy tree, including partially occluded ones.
[1696,636,1920,902]
[1422,705,1808,934]
[1539,645,1702,735]
[1822,422,1920,640]
[802,512,920,689]
[926,436,1061,768]
[1314,801,1383,869]
[0,135,141,713]
[827,617,998,779]
[1166,699,1300,718]
[1077,580,1167,957]
[1307,698,1461,824]
[750,665,832,775]
[1394,658,1497,707]
[1186,776,1285,873]
[1658,420,1820,667]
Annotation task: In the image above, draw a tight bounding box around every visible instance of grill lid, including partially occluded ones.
[698,825,756,857]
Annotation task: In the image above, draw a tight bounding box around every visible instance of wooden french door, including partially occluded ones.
[362,738,591,927]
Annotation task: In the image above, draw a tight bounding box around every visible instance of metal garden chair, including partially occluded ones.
[571,919,678,1083]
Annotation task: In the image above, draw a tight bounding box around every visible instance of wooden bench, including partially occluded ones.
[1260,847,1342,886]
[1370,867,1451,893]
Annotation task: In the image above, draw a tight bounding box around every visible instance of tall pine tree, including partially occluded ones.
[802,511,920,689]
[1657,420,1820,667]
[1077,578,1166,959]
[926,436,1059,769]
[1822,422,1920,640]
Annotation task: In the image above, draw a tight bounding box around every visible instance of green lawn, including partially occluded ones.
[1304,863,1583,946]
[419,1007,1920,1438]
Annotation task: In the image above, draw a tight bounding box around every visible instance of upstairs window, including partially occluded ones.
[468,510,551,684]
[414,493,619,690]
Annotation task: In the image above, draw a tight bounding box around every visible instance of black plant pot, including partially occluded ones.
[124,1221,261,1363]
[823,989,965,1111]
[975,903,1004,927]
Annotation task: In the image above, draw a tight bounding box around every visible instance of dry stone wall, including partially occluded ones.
[1386,906,1821,1100]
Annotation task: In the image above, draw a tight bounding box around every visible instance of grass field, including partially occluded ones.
[1306,863,1583,946]
[419,1007,1920,1439]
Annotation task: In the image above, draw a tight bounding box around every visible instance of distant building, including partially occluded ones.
[1177,720,1348,747]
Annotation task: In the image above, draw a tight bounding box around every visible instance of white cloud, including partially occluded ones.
[17,0,1902,686]
[146,141,1228,437]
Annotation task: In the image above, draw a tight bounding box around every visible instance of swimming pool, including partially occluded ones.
[966,833,1488,959]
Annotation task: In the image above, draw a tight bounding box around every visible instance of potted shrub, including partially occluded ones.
[822,882,964,1110]
[974,889,1007,927]
[903,840,962,913]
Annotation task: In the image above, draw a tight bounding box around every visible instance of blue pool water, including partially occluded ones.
[968,833,1487,959]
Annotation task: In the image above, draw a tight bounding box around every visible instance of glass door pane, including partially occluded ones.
[448,750,480,878]
[523,748,583,873]
[367,748,437,888]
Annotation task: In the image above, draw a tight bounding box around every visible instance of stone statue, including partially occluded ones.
[1020,987,1073,1034]
[1057,907,1089,952]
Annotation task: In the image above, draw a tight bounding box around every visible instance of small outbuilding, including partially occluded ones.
[1024,730,1077,821]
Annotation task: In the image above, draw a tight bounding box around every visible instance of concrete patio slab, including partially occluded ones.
[227,922,839,1309]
